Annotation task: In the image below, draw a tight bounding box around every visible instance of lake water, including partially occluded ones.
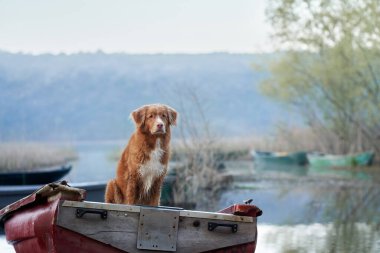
[1,142,380,252]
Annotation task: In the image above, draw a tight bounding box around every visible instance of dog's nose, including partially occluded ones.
[157,123,163,129]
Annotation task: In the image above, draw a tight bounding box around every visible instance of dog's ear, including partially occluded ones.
[166,106,178,126]
[130,106,146,128]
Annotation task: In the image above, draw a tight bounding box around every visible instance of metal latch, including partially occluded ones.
[137,207,179,251]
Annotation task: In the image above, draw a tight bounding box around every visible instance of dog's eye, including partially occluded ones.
[162,114,166,118]
[148,114,154,118]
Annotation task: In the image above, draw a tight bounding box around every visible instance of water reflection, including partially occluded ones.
[221,162,380,253]
[304,169,380,253]
[257,223,380,253]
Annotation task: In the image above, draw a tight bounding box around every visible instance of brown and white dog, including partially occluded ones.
[105,104,177,206]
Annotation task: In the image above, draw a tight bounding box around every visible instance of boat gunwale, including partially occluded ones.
[0,164,72,175]
[62,200,254,223]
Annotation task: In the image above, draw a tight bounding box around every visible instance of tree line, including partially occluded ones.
[262,0,380,154]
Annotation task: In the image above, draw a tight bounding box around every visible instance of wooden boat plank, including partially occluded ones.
[62,200,141,213]
[179,209,253,222]
[62,200,253,222]
[57,205,142,253]
[176,216,256,253]
[57,203,256,253]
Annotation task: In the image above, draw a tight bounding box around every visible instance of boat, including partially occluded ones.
[0,182,262,253]
[252,151,308,166]
[0,181,107,210]
[307,151,375,168]
[0,164,72,185]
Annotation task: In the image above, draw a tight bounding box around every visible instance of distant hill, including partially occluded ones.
[0,51,300,141]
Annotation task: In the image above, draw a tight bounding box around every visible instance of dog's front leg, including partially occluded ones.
[105,179,116,203]
[125,177,138,204]
[148,176,165,206]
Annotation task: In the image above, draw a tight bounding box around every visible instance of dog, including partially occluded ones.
[105,104,177,206]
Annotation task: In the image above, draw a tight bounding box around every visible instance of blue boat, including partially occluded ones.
[0,164,72,185]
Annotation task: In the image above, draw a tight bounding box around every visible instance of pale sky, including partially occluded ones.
[0,0,274,54]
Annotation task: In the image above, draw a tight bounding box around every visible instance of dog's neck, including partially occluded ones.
[136,128,170,150]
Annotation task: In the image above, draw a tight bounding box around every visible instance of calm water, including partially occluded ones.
[62,141,124,183]
[219,161,380,252]
[1,142,380,252]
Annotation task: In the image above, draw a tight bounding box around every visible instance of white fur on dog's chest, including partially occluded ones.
[138,140,165,194]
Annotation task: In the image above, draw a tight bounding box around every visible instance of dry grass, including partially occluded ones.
[171,139,251,162]
[244,128,320,153]
[0,142,77,172]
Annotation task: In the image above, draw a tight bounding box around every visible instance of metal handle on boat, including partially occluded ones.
[76,208,108,220]
[208,222,238,233]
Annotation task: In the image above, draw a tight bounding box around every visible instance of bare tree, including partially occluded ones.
[168,84,232,210]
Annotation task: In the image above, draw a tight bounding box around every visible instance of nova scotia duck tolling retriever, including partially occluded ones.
[105,104,177,206]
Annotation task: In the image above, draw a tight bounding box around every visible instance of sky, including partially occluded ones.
[0,0,274,54]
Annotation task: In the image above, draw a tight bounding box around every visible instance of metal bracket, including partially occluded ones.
[137,207,179,251]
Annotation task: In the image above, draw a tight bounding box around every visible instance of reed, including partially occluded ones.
[248,124,379,158]
[0,142,77,172]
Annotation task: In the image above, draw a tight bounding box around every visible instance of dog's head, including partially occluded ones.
[131,104,177,135]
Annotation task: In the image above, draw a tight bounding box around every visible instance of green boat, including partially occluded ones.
[251,151,308,166]
[307,151,375,168]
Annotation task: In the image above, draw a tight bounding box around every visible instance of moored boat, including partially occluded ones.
[0,164,72,185]
[0,182,262,253]
[252,151,308,166]
[307,151,375,168]
[0,181,107,210]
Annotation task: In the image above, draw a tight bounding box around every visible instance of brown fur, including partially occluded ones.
[105,104,177,206]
